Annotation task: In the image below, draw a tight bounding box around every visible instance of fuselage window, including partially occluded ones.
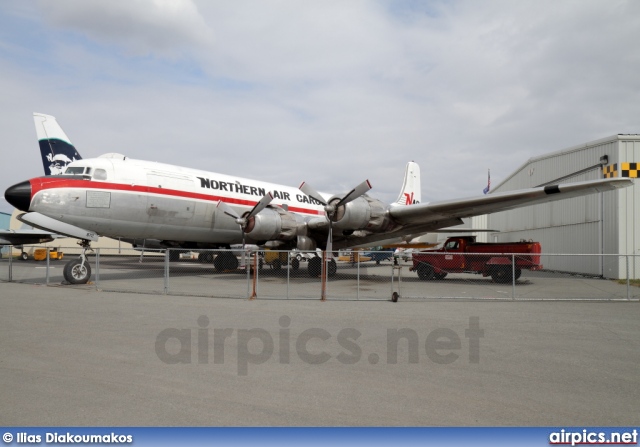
[93,169,108,181]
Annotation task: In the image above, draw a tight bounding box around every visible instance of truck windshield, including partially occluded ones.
[445,240,459,250]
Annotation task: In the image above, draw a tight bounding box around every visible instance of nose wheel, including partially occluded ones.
[63,240,93,284]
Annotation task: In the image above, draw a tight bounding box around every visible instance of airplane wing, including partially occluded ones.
[0,229,58,246]
[324,177,632,249]
[389,178,631,224]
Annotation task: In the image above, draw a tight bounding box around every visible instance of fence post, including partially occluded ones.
[627,254,630,301]
[286,251,290,300]
[512,254,516,300]
[164,250,169,295]
[250,250,258,300]
[320,251,327,301]
[95,248,100,290]
[246,250,251,298]
[46,248,50,286]
[8,246,12,282]
[390,262,394,300]
[357,255,360,301]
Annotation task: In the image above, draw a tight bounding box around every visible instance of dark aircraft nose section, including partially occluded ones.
[5,180,32,212]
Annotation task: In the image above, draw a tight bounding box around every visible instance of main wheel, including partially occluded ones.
[392,291,399,303]
[416,263,434,280]
[308,256,322,277]
[169,250,180,262]
[272,259,282,271]
[198,252,214,263]
[63,258,92,284]
[291,258,300,271]
[214,252,239,272]
[328,258,337,277]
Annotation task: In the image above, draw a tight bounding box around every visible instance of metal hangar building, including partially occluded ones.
[475,134,639,279]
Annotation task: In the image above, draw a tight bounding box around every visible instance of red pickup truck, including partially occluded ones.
[410,236,542,283]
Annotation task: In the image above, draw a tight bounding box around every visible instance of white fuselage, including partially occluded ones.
[28,155,328,245]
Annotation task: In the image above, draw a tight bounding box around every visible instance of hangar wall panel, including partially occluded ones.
[485,135,640,279]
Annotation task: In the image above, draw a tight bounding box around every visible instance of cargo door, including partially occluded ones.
[146,172,196,223]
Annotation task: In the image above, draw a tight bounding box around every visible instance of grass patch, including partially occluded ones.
[617,279,640,287]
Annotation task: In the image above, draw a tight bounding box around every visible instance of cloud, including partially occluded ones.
[39,0,214,56]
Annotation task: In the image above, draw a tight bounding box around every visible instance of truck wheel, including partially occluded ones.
[434,272,448,280]
[417,263,435,280]
[63,258,92,284]
[491,266,512,283]
[514,268,522,280]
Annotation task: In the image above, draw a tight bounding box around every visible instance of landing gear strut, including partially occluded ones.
[63,240,92,284]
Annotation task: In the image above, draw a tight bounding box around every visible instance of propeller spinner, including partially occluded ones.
[217,192,274,265]
[298,180,372,255]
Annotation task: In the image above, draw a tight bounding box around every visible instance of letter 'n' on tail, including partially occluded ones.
[393,161,421,206]
[34,113,82,176]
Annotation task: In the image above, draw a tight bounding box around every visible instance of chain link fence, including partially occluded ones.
[1,246,638,301]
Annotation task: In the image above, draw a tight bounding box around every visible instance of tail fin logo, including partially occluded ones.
[403,192,419,205]
[46,152,77,175]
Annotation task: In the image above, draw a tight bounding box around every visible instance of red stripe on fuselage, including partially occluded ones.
[28,177,324,216]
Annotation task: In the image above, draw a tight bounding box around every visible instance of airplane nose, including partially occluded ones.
[5,180,32,212]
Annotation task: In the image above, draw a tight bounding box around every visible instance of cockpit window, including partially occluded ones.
[93,169,107,181]
[65,166,86,175]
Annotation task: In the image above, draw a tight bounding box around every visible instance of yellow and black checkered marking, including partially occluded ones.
[603,164,617,178]
[620,162,639,178]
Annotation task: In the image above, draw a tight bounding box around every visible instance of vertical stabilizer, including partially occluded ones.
[393,161,421,206]
[34,113,81,175]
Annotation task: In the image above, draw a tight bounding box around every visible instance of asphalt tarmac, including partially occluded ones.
[0,280,638,426]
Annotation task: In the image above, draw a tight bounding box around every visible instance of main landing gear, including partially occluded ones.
[63,240,92,285]
[307,256,337,277]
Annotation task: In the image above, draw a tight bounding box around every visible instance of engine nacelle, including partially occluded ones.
[330,196,389,232]
[244,207,299,242]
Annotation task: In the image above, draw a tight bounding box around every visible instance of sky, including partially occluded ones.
[1,0,640,214]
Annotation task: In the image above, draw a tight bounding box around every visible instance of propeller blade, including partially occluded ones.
[335,179,372,207]
[217,200,240,221]
[247,192,274,219]
[299,182,327,206]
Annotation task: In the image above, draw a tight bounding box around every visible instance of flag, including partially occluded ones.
[482,169,490,194]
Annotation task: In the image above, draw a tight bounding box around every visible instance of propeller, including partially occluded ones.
[299,180,372,255]
[217,192,274,266]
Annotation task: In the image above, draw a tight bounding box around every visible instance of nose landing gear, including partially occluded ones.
[63,240,93,284]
